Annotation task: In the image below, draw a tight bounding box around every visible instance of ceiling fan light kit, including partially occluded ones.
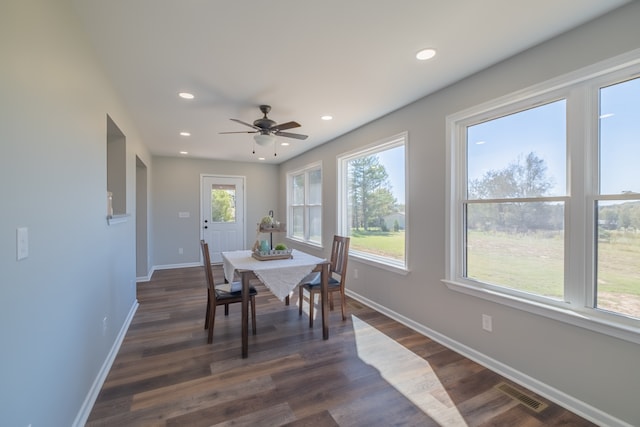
[220,105,309,155]
[254,133,276,146]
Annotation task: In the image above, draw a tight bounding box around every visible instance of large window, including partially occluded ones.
[287,162,322,245]
[446,52,640,342]
[338,132,407,271]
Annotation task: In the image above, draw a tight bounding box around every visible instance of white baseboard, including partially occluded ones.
[136,272,152,282]
[136,262,202,283]
[345,289,632,427]
[72,300,139,427]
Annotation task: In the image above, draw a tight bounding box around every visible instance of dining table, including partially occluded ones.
[221,249,330,358]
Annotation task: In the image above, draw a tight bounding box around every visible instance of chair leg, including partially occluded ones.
[329,292,334,311]
[308,289,315,328]
[299,286,304,316]
[207,302,216,344]
[224,304,229,316]
[204,291,211,329]
[340,290,347,321]
[285,295,290,306]
[250,296,257,335]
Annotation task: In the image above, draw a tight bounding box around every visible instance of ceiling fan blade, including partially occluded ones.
[219,130,258,134]
[275,131,308,140]
[230,118,260,130]
[271,121,300,132]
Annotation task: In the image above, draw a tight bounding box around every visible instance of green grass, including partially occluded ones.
[597,231,640,295]
[349,229,405,260]
[348,228,640,307]
[467,229,640,299]
[466,230,564,298]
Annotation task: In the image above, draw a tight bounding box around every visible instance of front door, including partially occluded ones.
[201,175,245,263]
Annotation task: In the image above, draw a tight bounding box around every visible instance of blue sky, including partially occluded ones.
[467,76,640,196]
[376,145,405,205]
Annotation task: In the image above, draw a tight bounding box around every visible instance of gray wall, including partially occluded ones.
[151,156,279,267]
[278,3,640,426]
[0,0,150,425]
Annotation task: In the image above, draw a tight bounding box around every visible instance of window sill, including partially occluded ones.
[107,214,130,225]
[350,252,409,276]
[442,279,640,345]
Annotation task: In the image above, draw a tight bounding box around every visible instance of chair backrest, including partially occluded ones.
[200,240,217,299]
[330,235,350,288]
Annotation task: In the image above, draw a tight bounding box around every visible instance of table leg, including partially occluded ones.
[241,271,249,358]
[321,262,329,340]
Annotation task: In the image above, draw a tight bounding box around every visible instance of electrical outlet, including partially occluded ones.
[482,314,493,332]
[354,268,358,279]
[102,317,108,336]
[178,248,183,254]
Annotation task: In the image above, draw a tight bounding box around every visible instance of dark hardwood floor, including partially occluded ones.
[87,266,595,426]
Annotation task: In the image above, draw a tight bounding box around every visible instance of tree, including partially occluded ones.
[348,155,397,230]
[211,189,235,222]
[469,152,552,199]
[468,152,557,232]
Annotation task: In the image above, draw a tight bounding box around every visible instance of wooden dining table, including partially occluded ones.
[221,249,330,358]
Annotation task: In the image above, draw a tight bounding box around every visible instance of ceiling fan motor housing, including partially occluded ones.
[254,105,275,129]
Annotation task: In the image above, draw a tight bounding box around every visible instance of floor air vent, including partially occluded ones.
[495,382,548,413]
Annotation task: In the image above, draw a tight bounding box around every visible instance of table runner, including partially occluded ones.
[221,249,326,301]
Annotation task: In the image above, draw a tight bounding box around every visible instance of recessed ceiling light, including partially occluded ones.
[416,48,437,61]
[600,113,614,119]
[321,115,333,121]
[179,151,188,155]
[281,142,290,146]
[180,131,191,136]
[258,157,265,161]
[475,141,486,145]
[178,92,194,99]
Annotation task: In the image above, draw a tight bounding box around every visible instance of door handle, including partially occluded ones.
[204,226,208,229]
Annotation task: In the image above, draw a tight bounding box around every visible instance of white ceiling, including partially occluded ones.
[72,0,629,164]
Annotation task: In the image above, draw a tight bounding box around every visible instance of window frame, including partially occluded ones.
[286,161,323,247]
[445,49,640,344]
[337,132,409,274]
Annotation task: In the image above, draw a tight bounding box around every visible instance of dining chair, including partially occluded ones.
[298,235,350,327]
[200,240,257,343]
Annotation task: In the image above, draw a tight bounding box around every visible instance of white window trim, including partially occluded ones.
[337,132,409,273]
[286,161,323,248]
[445,49,640,345]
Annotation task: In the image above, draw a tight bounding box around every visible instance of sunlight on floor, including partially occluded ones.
[352,315,468,426]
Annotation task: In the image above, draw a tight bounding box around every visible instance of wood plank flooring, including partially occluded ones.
[87,266,596,426]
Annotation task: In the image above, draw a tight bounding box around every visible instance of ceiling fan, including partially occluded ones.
[220,105,309,149]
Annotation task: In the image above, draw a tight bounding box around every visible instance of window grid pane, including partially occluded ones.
[599,77,640,195]
[465,202,564,300]
[595,76,640,318]
[463,101,567,300]
[341,137,406,266]
[467,100,566,200]
[287,164,322,245]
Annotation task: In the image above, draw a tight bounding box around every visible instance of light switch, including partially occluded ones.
[17,227,28,260]
[178,211,190,218]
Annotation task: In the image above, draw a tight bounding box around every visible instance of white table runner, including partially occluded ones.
[221,249,326,301]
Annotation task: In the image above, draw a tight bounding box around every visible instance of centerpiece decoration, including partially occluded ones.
[252,241,293,260]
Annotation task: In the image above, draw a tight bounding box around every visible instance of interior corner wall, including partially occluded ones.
[151,156,279,269]
[278,3,640,426]
[0,1,151,425]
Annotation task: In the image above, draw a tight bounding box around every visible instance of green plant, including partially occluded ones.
[274,243,287,250]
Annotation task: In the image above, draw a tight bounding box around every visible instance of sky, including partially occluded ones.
[376,145,405,205]
[367,76,638,209]
[467,76,640,197]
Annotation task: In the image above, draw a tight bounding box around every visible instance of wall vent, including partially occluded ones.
[495,382,548,413]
